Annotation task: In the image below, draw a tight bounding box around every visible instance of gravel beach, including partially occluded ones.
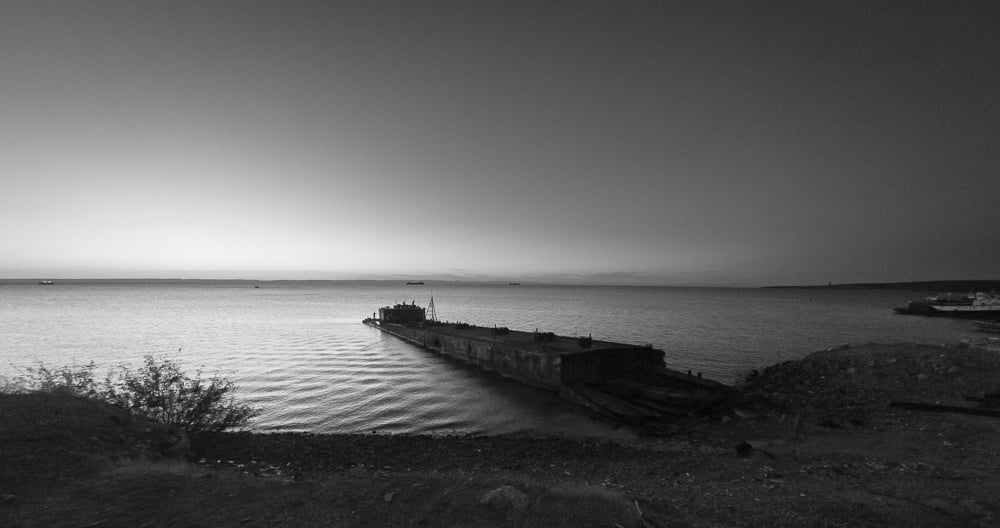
[3,341,1000,527]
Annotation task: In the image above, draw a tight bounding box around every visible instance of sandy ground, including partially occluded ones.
[3,341,1000,527]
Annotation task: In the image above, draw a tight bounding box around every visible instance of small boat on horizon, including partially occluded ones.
[405,281,424,285]
[38,280,55,285]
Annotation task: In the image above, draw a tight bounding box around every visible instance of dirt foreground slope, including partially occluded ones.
[3,342,1000,527]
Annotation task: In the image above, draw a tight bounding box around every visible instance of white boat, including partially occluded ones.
[896,292,1000,317]
[928,292,1000,315]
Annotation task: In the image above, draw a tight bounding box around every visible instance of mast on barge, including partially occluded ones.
[426,296,438,322]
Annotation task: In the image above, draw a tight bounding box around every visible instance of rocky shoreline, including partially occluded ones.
[4,341,1000,527]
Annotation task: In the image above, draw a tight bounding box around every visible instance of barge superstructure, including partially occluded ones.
[364,301,733,433]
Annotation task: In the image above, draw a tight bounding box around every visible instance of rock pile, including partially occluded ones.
[740,342,1000,421]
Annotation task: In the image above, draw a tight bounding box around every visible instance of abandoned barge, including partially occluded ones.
[363,301,733,433]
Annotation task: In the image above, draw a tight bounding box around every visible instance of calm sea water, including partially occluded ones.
[0,281,980,436]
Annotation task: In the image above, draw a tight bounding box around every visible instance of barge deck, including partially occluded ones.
[363,303,733,434]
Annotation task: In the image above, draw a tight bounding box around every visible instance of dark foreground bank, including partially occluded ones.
[4,342,1000,527]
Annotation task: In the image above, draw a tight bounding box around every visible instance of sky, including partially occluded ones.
[2,1,998,286]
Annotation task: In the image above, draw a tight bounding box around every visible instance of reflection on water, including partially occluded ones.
[0,282,979,435]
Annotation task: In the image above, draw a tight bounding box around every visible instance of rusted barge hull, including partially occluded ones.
[363,314,733,431]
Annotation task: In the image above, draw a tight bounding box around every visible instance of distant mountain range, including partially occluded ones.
[765,280,1000,292]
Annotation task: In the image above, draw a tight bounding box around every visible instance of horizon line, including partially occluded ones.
[3,277,998,290]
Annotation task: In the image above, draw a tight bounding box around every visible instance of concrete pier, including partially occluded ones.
[363,318,665,391]
[363,316,732,428]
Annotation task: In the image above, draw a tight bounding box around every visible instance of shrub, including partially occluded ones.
[6,360,100,397]
[102,355,259,435]
[6,355,258,435]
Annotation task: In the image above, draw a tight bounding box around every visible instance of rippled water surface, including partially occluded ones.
[0,281,980,435]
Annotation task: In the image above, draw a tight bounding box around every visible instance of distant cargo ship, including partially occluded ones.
[894,292,1000,317]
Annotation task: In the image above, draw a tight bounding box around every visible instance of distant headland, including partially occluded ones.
[765,280,1000,292]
